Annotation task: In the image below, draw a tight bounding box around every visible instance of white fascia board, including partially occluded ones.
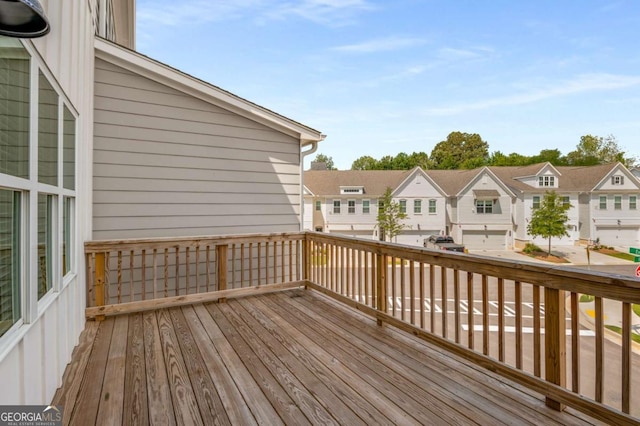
[456,167,517,198]
[592,163,639,191]
[94,38,324,144]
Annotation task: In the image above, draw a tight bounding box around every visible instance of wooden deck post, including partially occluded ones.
[95,252,106,321]
[544,287,566,411]
[303,238,310,288]
[376,253,387,326]
[217,245,228,302]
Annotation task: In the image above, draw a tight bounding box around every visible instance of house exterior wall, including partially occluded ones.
[393,173,446,245]
[323,196,378,238]
[578,193,591,241]
[525,193,579,246]
[93,59,303,239]
[0,0,97,405]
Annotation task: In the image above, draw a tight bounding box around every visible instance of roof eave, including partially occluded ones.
[94,38,325,144]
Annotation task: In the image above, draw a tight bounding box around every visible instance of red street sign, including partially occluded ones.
[636,265,640,277]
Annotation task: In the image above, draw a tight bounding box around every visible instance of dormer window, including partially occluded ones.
[340,186,363,195]
[538,176,555,187]
[611,175,624,185]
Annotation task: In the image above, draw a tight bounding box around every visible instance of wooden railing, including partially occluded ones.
[304,232,640,425]
[85,231,640,424]
[85,233,304,318]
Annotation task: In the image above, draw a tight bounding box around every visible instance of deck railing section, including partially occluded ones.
[305,232,640,424]
[85,233,303,318]
[85,231,640,424]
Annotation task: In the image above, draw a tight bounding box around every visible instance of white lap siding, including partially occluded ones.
[93,59,302,239]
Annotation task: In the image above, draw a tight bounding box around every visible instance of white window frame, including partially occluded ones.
[612,175,624,185]
[630,195,637,210]
[347,199,356,214]
[614,195,622,210]
[428,199,437,214]
[532,196,540,210]
[399,199,407,214]
[0,42,78,341]
[362,199,370,214]
[538,176,555,187]
[413,199,422,214]
[333,200,341,214]
[599,196,607,210]
[315,200,321,211]
[476,199,493,214]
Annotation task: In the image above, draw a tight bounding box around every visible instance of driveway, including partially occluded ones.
[469,245,636,266]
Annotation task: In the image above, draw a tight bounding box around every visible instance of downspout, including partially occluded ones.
[300,139,321,231]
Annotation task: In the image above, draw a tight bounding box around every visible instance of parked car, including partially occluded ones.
[423,235,466,253]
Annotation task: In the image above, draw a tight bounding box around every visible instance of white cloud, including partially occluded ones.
[267,0,374,25]
[332,36,427,53]
[137,0,372,28]
[423,73,640,115]
[137,1,262,27]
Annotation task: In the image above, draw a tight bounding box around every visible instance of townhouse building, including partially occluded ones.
[304,162,640,250]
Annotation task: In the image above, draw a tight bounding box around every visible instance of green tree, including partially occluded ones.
[313,153,336,170]
[566,134,635,167]
[407,151,431,169]
[488,151,531,166]
[430,132,489,169]
[378,155,395,170]
[351,155,379,170]
[527,191,572,256]
[531,149,567,166]
[377,187,407,242]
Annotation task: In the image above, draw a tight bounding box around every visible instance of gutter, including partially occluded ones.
[300,138,323,231]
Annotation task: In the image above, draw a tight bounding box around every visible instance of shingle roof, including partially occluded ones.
[304,163,626,197]
[489,163,618,193]
[425,169,481,195]
[304,170,412,196]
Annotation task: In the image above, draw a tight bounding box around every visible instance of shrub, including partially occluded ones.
[523,243,542,254]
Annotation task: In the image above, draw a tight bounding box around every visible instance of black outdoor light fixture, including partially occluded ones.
[0,0,49,38]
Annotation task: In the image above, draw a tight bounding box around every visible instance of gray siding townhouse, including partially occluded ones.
[0,0,323,405]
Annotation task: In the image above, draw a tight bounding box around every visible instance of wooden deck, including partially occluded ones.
[53,289,604,425]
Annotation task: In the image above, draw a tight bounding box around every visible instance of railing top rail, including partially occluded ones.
[306,232,640,303]
[84,232,305,253]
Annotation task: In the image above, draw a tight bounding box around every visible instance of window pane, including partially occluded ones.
[348,200,355,214]
[362,200,370,214]
[0,189,20,337]
[631,196,637,210]
[63,197,72,276]
[0,38,30,178]
[63,106,75,190]
[429,199,436,213]
[38,72,58,185]
[399,200,406,213]
[614,196,622,210]
[38,194,54,299]
[414,200,421,214]
[532,196,540,209]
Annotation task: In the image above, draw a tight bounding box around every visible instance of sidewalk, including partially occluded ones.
[469,245,634,266]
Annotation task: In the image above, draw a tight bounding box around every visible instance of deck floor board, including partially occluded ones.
[53,289,602,426]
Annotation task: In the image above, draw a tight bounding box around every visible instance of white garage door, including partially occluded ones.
[396,231,440,247]
[463,230,506,250]
[596,226,640,247]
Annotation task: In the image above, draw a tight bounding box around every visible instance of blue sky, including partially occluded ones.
[136,1,640,170]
